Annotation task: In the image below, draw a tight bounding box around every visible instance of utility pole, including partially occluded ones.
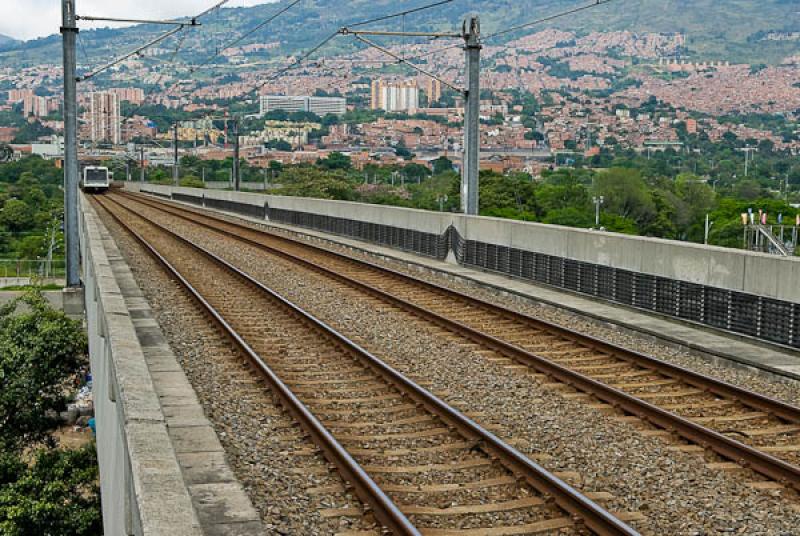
[173,121,179,185]
[739,147,756,177]
[704,213,714,245]
[139,146,145,182]
[232,118,240,191]
[461,14,481,216]
[593,196,604,228]
[61,0,80,287]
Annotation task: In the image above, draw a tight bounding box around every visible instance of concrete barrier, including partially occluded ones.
[126,184,800,347]
[81,195,202,536]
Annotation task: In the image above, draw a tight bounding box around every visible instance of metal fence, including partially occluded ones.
[0,259,66,278]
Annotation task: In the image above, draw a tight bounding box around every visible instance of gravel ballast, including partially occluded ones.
[100,205,382,536]
[113,195,800,535]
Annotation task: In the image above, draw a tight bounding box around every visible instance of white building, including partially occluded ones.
[370,80,420,113]
[259,95,346,117]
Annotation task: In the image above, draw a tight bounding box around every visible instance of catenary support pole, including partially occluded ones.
[233,118,240,191]
[140,146,145,182]
[173,121,179,184]
[61,0,80,287]
[461,14,481,215]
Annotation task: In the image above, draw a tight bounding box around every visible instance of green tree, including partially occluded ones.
[431,156,454,175]
[479,171,537,219]
[265,139,292,151]
[0,292,87,452]
[593,168,655,224]
[276,167,357,200]
[318,152,352,170]
[0,199,34,232]
[0,446,101,536]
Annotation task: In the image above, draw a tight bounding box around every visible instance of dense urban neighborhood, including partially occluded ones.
[3,1,800,535]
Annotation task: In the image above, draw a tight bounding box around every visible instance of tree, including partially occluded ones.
[276,167,356,200]
[401,163,430,182]
[734,180,763,201]
[479,171,537,219]
[0,446,101,536]
[0,292,87,452]
[0,199,33,232]
[265,139,292,151]
[593,168,655,224]
[318,152,352,170]
[432,156,453,175]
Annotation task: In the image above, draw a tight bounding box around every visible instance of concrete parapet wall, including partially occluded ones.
[80,194,202,536]
[132,184,800,304]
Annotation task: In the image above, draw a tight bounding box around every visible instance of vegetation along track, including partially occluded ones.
[93,194,642,536]
[115,190,800,492]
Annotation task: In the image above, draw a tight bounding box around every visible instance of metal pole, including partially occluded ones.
[704,213,710,244]
[61,0,80,287]
[140,146,145,182]
[461,14,480,215]
[173,122,179,185]
[233,118,240,191]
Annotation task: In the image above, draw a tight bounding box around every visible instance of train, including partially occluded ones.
[81,166,112,192]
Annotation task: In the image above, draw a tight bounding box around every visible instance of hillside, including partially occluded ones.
[0,33,20,51]
[1,0,797,67]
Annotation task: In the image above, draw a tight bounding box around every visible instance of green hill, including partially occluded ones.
[1,0,797,67]
[0,33,20,51]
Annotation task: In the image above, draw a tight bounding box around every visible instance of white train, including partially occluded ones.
[82,166,111,192]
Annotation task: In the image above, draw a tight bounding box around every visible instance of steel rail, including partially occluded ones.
[99,193,640,536]
[120,191,800,490]
[123,192,800,423]
[93,195,420,536]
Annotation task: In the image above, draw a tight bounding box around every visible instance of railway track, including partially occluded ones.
[93,194,642,535]
[115,190,800,492]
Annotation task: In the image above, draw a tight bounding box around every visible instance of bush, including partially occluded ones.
[0,446,102,536]
[0,291,87,452]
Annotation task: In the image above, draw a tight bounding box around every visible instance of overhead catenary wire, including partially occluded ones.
[189,0,303,74]
[121,29,189,127]
[77,0,229,82]
[346,0,455,29]
[484,0,616,39]
[352,34,463,92]
[360,0,619,67]
[248,30,341,95]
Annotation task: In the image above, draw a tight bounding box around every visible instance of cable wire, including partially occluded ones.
[484,0,617,39]
[121,29,189,125]
[189,0,303,74]
[248,30,341,95]
[346,0,455,29]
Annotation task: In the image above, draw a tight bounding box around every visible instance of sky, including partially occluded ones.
[0,0,274,41]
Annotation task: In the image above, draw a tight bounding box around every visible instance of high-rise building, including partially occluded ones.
[89,91,121,145]
[425,79,442,105]
[7,89,33,103]
[109,87,145,105]
[23,95,51,118]
[370,79,420,112]
[259,95,346,116]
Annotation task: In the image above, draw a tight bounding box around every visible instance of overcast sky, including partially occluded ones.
[0,0,274,41]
